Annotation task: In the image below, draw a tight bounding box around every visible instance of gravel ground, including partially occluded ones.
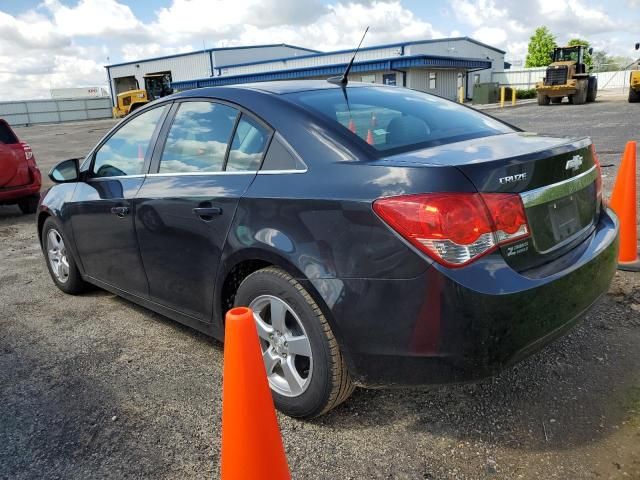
[1,95,639,480]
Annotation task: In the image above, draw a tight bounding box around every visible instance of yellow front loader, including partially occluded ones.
[536,45,596,105]
[628,43,640,103]
[113,89,149,118]
[112,73,173,118]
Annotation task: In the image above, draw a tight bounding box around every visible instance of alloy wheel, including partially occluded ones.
[249,295,313,397]
[47,229,69,284]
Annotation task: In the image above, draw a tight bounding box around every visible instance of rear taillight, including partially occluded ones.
[373,192,530,267]
[21,142,33,160]
[591,144,603,203]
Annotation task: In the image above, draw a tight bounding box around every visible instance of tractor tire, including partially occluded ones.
[587,77,598,102]
[571,80,588,105]
[629,87,640,103]
[537,92,550,105]
[551,97,562,104]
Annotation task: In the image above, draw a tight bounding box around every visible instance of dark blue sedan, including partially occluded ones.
[38,80,618,417]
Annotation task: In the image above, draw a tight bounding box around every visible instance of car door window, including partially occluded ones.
[93,106,166,178]
[159,101,239,174]
[225,115,271,172]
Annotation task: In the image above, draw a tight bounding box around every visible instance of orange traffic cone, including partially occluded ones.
[221,307,291,480]
[366,129,374,145]
[348,118,356,133]
[609,141,640,271]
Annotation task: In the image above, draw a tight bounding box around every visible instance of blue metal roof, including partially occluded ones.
[105,43,320,69]
[171,54,492,90]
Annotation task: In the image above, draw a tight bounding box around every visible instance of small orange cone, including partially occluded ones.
[348,118,356,133]
[221,307,291,480]
[366,129,374,145]
[609,141,640,271]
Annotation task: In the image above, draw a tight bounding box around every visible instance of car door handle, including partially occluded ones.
[110,206,130,217]
[193,207,222,220]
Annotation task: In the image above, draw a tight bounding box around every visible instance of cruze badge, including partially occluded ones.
[498,173,527,185]
[566,155,583,171]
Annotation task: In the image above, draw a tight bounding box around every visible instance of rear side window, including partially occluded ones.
[160,101,239,174]
[225,115,270,172]
[261,136,306,171]
[0,122,18,144]
[285,86,513,155]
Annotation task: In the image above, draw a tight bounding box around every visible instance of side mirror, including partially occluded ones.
[588,47,593,55]
[49,158,80,183]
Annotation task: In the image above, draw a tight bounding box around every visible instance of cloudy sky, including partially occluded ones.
[0,0,637,100]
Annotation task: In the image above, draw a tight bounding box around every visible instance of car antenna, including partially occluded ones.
[327,26,369,86]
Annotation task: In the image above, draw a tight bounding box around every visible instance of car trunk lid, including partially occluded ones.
[0,120,31,188]
[385,132,600,271]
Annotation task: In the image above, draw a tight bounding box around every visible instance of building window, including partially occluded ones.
[428,72,437,89]
[382,73,397,86]
[361,74,376,83]
[474,74,481,85]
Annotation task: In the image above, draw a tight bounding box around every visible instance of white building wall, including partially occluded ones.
[407,69,464,100]
[218,47,402,76]
[407,39,504,99]
[212,45,316,66]
[107,52,212,104]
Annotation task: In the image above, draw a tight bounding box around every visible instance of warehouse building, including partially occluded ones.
[105,44,319,105]
[105,37,505,103]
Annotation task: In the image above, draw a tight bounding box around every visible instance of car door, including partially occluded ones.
[135,99,272,321]
[68,104,169,297]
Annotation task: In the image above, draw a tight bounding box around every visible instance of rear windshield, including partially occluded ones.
[286,86,513,155]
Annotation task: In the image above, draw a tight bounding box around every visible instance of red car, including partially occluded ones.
[0,119,41,214]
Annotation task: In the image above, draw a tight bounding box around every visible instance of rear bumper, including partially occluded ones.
[0,168,41,203]
[317,208,619,387]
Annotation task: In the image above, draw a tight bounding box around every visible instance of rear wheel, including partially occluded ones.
[629,87,640,103]
[587,77,598,102]
[234,266,354,418]
[551,97,562,104]
[42,217,87,294]
[537,92,550,105]
[17,194,39,214]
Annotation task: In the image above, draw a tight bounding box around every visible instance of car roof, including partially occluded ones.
[172,80,388,97]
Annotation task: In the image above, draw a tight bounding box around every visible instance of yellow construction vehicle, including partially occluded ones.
[112,73,173,118]
[536,45,597,105]
[628,43,640,103]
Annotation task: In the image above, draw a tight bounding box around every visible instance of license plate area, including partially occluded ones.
[549,195,581,242]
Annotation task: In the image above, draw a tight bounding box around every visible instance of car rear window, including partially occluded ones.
[285,86,513,155]
[0,121,18,144]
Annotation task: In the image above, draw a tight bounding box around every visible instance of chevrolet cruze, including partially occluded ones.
[38,81,618,417]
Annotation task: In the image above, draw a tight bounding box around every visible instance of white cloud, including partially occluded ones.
[450,0,628,61]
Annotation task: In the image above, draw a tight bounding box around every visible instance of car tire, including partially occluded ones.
[41,217,87,295]
[18,194,39,214]
[629,87,640,103]
[537,93,550,105]
[234,266,354,418]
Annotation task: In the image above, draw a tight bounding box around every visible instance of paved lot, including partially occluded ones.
[1,95,639,479]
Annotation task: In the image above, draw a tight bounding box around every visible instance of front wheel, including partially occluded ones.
[537,92,550,105]
[41,217,87,294]
[234,267,354,418]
